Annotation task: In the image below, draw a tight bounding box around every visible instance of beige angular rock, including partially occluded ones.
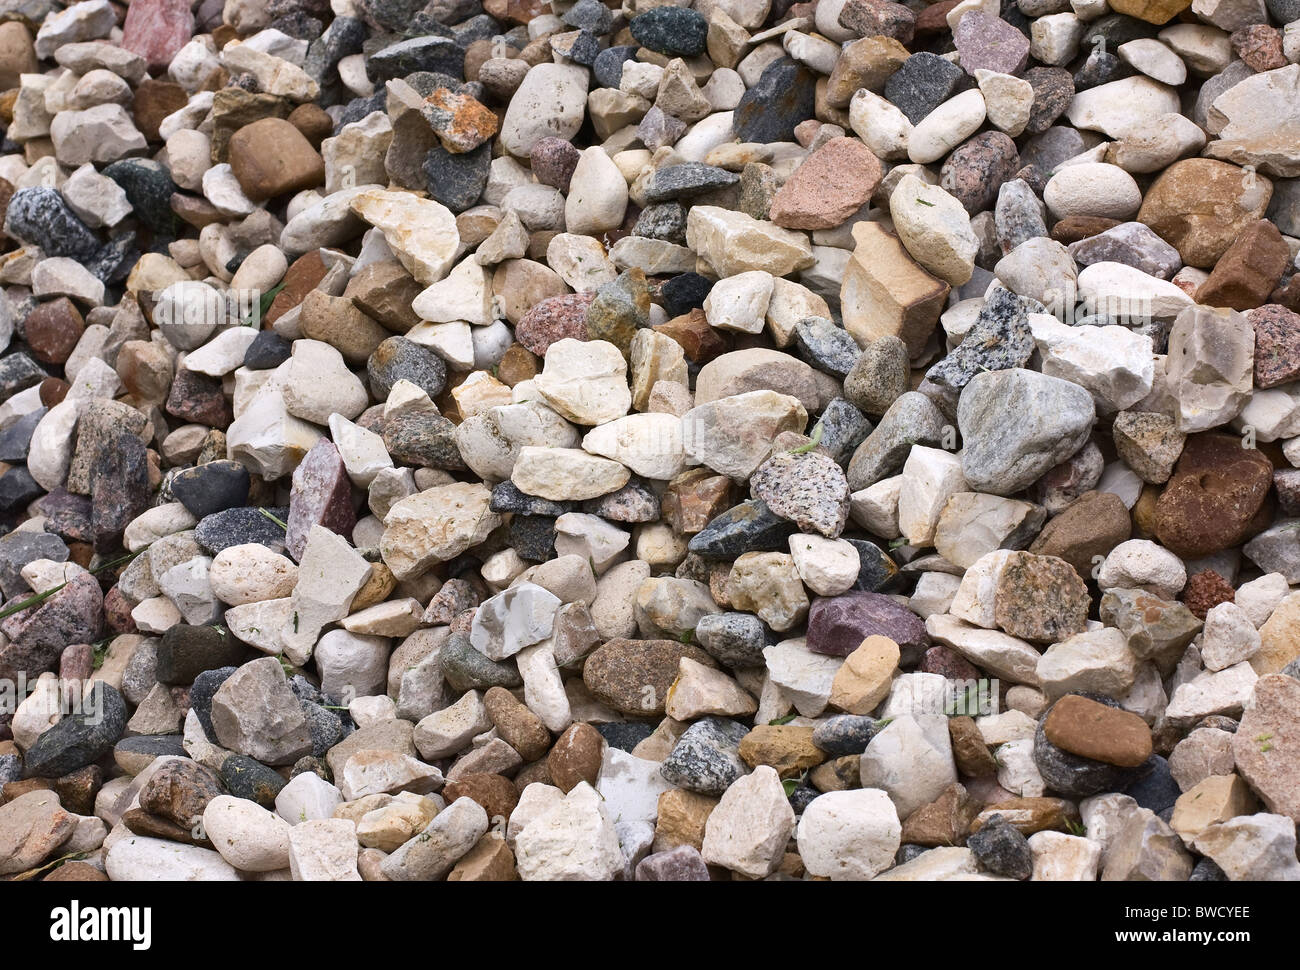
[350,189,460,285]
[665,657,758,720]
[379,483,502,581]
[581,413,685,480]
[512,447,631,501]
[701,765,797,879]
[681,389,807,480]
[535,338,632,425]
[841,221,949,358]
[685,205,815,278]
[830,635,900,715]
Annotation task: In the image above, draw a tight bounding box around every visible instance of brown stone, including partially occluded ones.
[737,724,826,778]
[443,772,520,821]
[662,468,733,535]
[495,343,540,387]
[1152,432,1273,558]
[1231,24,1287,72]
[546,722,604,793]
[829,634,899,714]
[582,638,715,716]
[1137,158,1274,269]
[769,137,884,230]
[447,831,518,880]
[298,289,389,365]
[900,782,979,846]
[808,754,861,792]
[970,797,1082,835]
[483,685,551,762]
[228,117,325,202]
[654,788,717,852]
[1195,219,1290,311]
[24,298,85,366]
[513,758,553,792]
[287,103,334,149]
[949,715,998,777]
[825,35,909,107]
[132,79,188,141]
[38,377,70,408]
[52,766,100,817]
[1106,0,1192,21]
[210,89,291,163]
[1049,215,1122,244]
[1043,694,1154,767]
[1028,490,1132,579]
[1,780,52,804]
[121,807,213,847]
[42,860,109,881]
[654,308,731,363]
[138,760,226,829]
[345,259,423,333]
[171,191,226,229]
[0,22,36,90]
[1181,569,1235,620]
[483,0,549,25]
[266,250,328,326]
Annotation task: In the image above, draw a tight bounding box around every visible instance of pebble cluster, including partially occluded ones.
[0,0,1298,884]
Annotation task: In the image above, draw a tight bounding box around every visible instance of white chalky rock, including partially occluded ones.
[516,642,572,733]
[581,412,686,480]
[535,338,632,425]
[763,637,843,717]
[848,88,912,159]
[910,572,962,619]
[50,103,147,165]
[413,691,492,760]
[27,400,79,491]
[1096,539,1186,598]
[1066,75,1182,138]
[275,772,343,824]
[514,782,625,881]
[226,368,324,481]
[1077,261,1194,321]
[512,447,631,501]
[411,256,494,326]
[1118,38,1187,86]
[280,525,372,664]
[565,146,628,235]
[897,445,968,546]
[223,598,293,655]
[1043,163,1143,221]
[1234,573,1289,627]
[1039,325,1154,412]
[1037,628,1140,699]
[470,582,562,661]
[553,513,631,574]
[1198,602,1262,671]
[595,747,675,825]
[925,615,1043,686]
[339,750,443,801]
[701,765,797,879]
[685,204,815,278]
[546,232,617,291]
[499,62,590,158]
[349,189,460,285]
[105,836,241,881]
[849,476,902,538]
[182,327,259,377]
[797,788,902,880]
[208,543,298,605]
[455,400,579,482]
[315,629,389,699]
[1166,662,1258,723]
[977,710,1038,745]
[327,413,393,488]
[703,270,775,334]
[1030,12,1085,65]
[1192,813,1300,881]
[889,174,978,286]
[280,338,369,424]
[996,738,1047,796]
[907,89,986,165]
[949,550,1014,629]
[203,163,256,216]
[379,483,502,581]
[859,714,958,818]
[788,534,859,596]
[203,795,292,872]
[975,70,1033,136]
[288,818,363,880]
[158,556,218,625]
[1028,831,1102,881]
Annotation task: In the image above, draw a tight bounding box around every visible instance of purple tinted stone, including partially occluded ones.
[285,439,357,561]
[806,590,929,662]
[0,572,105,681]
[953,12,1030,76]
[530,137,581,193]
[636,845,711,881]
[919,644,982,682]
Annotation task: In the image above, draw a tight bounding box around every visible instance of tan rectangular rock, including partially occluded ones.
[840,221,949,359]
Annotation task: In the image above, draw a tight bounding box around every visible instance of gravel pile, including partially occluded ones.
[0,0,1298,883]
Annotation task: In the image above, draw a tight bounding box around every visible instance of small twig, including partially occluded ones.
[259,507,289,531]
